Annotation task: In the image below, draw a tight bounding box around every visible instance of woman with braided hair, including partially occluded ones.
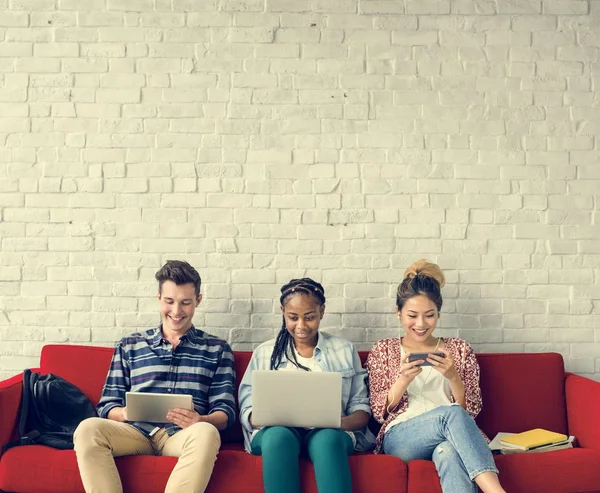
[238,278,373,493]
[367,259,506,493]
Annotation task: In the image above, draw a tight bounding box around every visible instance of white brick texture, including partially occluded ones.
[0,0,599,379]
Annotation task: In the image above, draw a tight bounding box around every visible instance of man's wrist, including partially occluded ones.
[107,406,127,422]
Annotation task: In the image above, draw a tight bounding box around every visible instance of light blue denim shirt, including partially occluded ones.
[238,331,374,453]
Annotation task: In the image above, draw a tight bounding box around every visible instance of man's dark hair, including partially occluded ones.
[155,260,201,296]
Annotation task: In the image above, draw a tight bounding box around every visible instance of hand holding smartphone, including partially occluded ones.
[407,352,445,367]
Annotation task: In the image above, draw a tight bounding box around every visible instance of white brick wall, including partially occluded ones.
[1,0,599,380]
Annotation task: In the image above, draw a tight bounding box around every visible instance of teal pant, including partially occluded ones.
[251,426,354,493]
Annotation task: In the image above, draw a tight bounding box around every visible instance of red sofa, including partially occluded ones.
[1,344,600,493]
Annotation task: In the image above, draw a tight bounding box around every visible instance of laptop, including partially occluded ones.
[251,370,342,428]
[125,392,193,423]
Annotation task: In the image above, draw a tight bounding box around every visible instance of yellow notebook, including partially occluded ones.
[500,429,568,451]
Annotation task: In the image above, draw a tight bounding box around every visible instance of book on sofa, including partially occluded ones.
[500,428,568,450]
[489,431,574,455]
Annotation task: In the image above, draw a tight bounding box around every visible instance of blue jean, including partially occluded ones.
[382,406,498,493]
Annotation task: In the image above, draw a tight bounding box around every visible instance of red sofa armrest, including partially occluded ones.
[566,372,600,452]
[0,372,26,451]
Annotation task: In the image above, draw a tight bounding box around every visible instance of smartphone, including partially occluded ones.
[407,352,445,367]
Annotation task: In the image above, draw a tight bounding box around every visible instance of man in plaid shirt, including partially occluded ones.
[74,260,236,493]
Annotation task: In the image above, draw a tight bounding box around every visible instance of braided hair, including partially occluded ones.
[270,278,326,371]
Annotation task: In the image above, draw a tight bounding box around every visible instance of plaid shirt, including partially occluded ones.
[97,325,236,437]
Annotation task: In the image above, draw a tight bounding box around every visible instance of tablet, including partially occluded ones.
[125,392,193,423]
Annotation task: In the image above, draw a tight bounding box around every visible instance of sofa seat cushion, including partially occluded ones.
[0,447,264,493]
[312,454,407,493]
[119,451,266,493]
[407,448,600,493]
[0,446,408,493]
[0,446,84,493]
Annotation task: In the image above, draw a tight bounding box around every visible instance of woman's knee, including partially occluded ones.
[433,441,460,464]
[253,426,300,456]
[261,426,300,450]
[308,429,352,455]
[310,428,346,446]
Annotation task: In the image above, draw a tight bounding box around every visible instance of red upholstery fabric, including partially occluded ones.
[0,448,264,493]
[0,446,406,493]
[566,373,600,452]
[301,454,407,493]
[405,460,443,493]
[408,449,600,493]
[0,372,24,447]
[475,353,568,438]
[116,451,266,493]
[40,345,113,405]
[494,449,600,493]
[0,446,84,493]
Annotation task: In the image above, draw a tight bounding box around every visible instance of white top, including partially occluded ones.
[280,348,323,373]
[386,344,454,433]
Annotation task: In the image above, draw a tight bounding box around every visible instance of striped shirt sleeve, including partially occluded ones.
[206,341,236,429]
[97,342,130,419]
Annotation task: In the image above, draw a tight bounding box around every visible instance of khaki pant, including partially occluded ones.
[74,418,221,493]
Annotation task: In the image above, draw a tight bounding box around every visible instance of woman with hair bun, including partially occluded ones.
[367,260,506,493]
[238,278,373,493]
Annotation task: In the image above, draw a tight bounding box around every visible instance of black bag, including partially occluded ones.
[1,369,98,455]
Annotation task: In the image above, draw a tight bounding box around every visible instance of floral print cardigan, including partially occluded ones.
[366,337,484,453]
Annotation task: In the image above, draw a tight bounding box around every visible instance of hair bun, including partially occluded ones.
[404,259,445,288]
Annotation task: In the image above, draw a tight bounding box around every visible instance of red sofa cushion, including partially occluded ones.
[475,353,568,438]
[0,446,407,493]
[407,448,600,493]
[0,446,84,493]
[566,373,600,452]
[306,454,407,493]
[40,345,113,406]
